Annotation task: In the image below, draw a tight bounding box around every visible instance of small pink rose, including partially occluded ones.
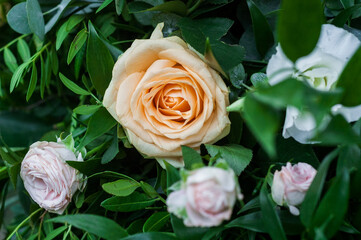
[20,141,84,214]
[271,162,317,215]
[167,166,242,227]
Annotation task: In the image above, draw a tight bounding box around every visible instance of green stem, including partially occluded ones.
[187,0,203,15]
[6,208,43,240]
[0,34,30,52]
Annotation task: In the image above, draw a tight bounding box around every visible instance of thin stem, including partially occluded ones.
[187,0,203,15]
[6,208,43,240]
[0,34,30,52]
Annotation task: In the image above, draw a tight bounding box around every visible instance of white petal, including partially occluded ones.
[332,104,361,122]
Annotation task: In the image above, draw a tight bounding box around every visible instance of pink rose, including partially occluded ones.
[20,141,84,214]
[271,162,317,215]
[167,166,242,227]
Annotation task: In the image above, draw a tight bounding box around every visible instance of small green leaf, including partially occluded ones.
[170,215,209,240]
[250,72,269,88]
[143,212,170,232]
[39,55,45,98]
[260,183,287,240]
[17,39,31,62]
[4,48,18,73]
[6,3,31,34]
[86,21,114,95]
[56,15,84,50]
[101,133,120,164]
[312,170,350,238]
[10,61,30,92]
[122,232,178,240]
[26,0,45,41]
[102,179,140,196]
[205,144,252,175]
[300,149,340,228]
[164,161,180,194]
[26,62,38,101]
[67,28,88,65]
[101,192,157,212]
[44,226,67,240]
[48,214,128,239]
[278,0,323,62]
[73,105,101,115]
[96,0,114,13]
[229,63,246,89]
[243,94,279,157]
[246,0,274,57]
[115,0,125,15]
[336,45,361,106]
[78,107,117,149]
[59,73,90,95]
[181,146,203,170]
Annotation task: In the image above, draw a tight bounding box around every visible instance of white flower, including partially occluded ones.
[167,165,242,227]
[271,162,317,216]
[267,24,361,143]
[20,141,85,214]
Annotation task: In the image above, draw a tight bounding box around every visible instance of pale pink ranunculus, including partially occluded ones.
[167,167,242,227]
[271,162,317,216]
[20,141,84,214]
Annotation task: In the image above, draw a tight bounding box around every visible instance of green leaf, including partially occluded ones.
[246,0,274,57]
[300,149,340,228]
[229,63,246,89]
[205,144,252,175]
[67,28,88,65]
[39,55,45,98]
[10,61,30,93]
[86,21,114,95]
[59,73,90,95]
[17,39,31,62]
[336,45,361,106]
[6,3,31,34]
[243,94,279,157]
[8,162,20,188]
[101,192,157,212]
[332,4,361,27]
[143,212,170,232]
[127,1,153,13]
[278,0,323,62]
[313,114,361,145]
[26,61,38,101]
[250,72,269,88]
[26,0,45,41]
[78,107,117,149]
[164,161,180,194]
[44,0,72,33]
[115,0,125,15]
[144,1,187,16]
[48,214,128,239]
[44,226,67,240]
[102,179,140,196]
[67,159,102,176]
[181,146,203,170]
[73,105,101,115]
[260,183,287,240]
[101,133,120,164]
[140,181,159,199]
[209,40,245,73]
[122,232,178,240]
[49,47,59,75]
[96,0,114,13]
[226,211,265,232]
[56,15,84,50]
[4,48,18,73]
[312,170,350,238]
[171,215,209,240]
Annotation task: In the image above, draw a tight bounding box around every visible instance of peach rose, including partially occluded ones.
[20,141,85,214]
[271,162,317,216]
[103,23,230,167]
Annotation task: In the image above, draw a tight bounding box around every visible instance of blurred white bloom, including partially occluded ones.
[267,24,361,143]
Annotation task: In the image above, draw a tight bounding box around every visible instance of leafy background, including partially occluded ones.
[0,0,361,239]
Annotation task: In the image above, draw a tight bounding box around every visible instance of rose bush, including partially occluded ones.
[271,162,317,216]
[103,23,230,167]
[20,140,84,214]
[167,163,242,227]
[267,24,361,143]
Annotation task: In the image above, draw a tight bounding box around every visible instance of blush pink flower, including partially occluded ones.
[167,166,242,227]
[271,162,317,215]
[20,141,84,214]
